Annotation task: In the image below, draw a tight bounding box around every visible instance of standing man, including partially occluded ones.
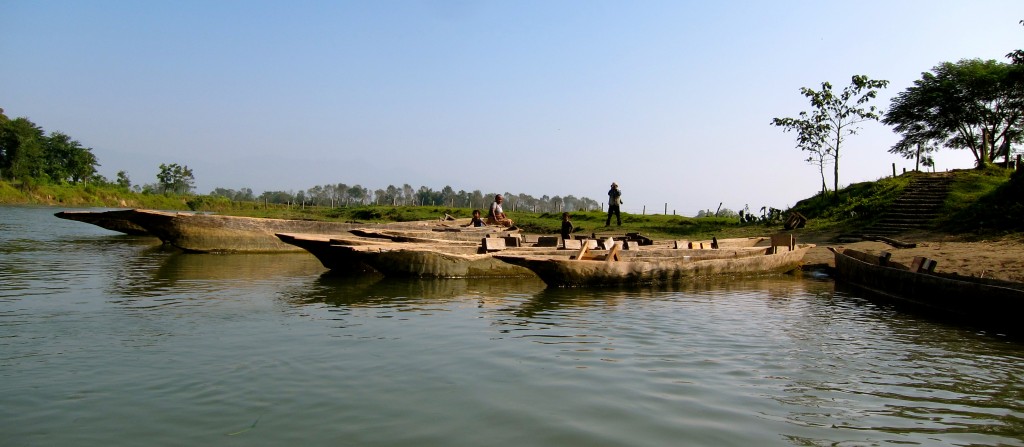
[606,182,622,226]
[487,194,514,227]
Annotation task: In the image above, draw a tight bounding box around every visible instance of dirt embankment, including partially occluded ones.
[798,230,1024,283]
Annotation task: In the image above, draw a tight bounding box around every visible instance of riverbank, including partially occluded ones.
[0,181,190,209]
[798,229,1024,283]
[11,197,1024,282]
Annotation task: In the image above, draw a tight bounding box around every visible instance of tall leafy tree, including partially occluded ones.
[0,116,45,181]
[883,59,1024,167]
[116,170,132,189]
[43,132,98,183]
[156,163,195,194]
[772,75,889,196]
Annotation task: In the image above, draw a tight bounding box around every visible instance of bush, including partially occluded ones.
[186,195,232,211]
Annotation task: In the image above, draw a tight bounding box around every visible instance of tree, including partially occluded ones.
[156,163,195,194]
[402,184,415,205]
[883,59,1024,167]
[440,185,456,206]
[1008,20,1024,66]
[211,187,255,201]
[259,190,294,204]
[116,170,132,189]
[772,75,889,196]
[772,109,831,195]
[384,184,400,205]
[0,116,45,181]
[347,184,367,205]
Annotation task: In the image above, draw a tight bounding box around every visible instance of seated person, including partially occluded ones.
[486,194,514,227]
[466,209,486,227]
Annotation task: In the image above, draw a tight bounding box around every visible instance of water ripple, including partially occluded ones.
[2,207,1023,446]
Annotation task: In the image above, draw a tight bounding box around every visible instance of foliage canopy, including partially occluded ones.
[772,75,889,196]
[883,59,1024,167]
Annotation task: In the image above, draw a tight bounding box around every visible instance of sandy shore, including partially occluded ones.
[797,230,1024,283]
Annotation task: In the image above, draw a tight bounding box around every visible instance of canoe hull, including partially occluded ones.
[832,248,1024,334]
[350,246,539,278]
[496,245,813,287]
[57,209,494,253]
[54,210,152,236]
[277,232,556,277]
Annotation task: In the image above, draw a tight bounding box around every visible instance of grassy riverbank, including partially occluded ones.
[3,166,1021,240]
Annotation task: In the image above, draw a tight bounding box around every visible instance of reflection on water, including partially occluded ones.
[2,206,1023,447]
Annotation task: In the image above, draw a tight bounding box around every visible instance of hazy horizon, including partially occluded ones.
[3,0,1020,215]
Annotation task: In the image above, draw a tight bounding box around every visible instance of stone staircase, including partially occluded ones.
[860,173,954,236]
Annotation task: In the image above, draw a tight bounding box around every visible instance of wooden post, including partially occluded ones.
[664,203,667,215]
[892,163,896,177]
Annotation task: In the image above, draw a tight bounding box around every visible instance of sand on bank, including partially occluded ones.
[798,231,1024,283]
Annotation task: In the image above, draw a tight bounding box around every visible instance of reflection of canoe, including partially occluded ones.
[57,209,491,253]
[277,232,560,278]
[495,239,814,288]
[831,247,1024,335]
[55,210,152,236]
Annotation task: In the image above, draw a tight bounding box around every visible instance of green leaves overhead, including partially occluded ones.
[883,59,1024,167]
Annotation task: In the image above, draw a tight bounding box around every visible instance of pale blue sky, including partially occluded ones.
[2,1,1021,214]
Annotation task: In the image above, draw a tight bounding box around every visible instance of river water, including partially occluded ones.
[1,206,1022,446]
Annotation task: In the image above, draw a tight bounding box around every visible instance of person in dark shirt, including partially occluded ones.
[560,212,574,241]
[467,209,486,227]
[606,182,622,226]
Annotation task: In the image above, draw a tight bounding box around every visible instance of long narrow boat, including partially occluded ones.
[279,233,792,279]
[494,237,813,287]
[54,210,152,236]
[56,209,496,253]
[278,232,556,277]
[831,247,1024,335]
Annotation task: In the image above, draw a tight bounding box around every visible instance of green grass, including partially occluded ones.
[0,180,190,209]
[942,167,1023,234]
[787,174,912,233]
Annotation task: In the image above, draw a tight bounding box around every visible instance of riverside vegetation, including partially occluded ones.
[3,166,1021,241]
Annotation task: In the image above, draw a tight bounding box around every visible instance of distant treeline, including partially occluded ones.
[211,184,601,213]
[0,108,601,213]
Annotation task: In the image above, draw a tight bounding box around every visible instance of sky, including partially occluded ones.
[2,0,1021,215]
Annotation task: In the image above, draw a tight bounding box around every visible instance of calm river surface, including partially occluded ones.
[2,206,1022,446]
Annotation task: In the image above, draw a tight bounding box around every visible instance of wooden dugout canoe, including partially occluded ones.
[278,233,794,279]
[277,232,564,278]
[831,247,1024,335]
[494,243,814,288]
[57,208,501,253]
[55,209,152,236]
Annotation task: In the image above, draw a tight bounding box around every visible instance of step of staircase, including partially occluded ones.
[859,173,953,235]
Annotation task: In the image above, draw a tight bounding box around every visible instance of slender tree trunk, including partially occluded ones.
[979,127,991,168]
[832,133,841,199]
